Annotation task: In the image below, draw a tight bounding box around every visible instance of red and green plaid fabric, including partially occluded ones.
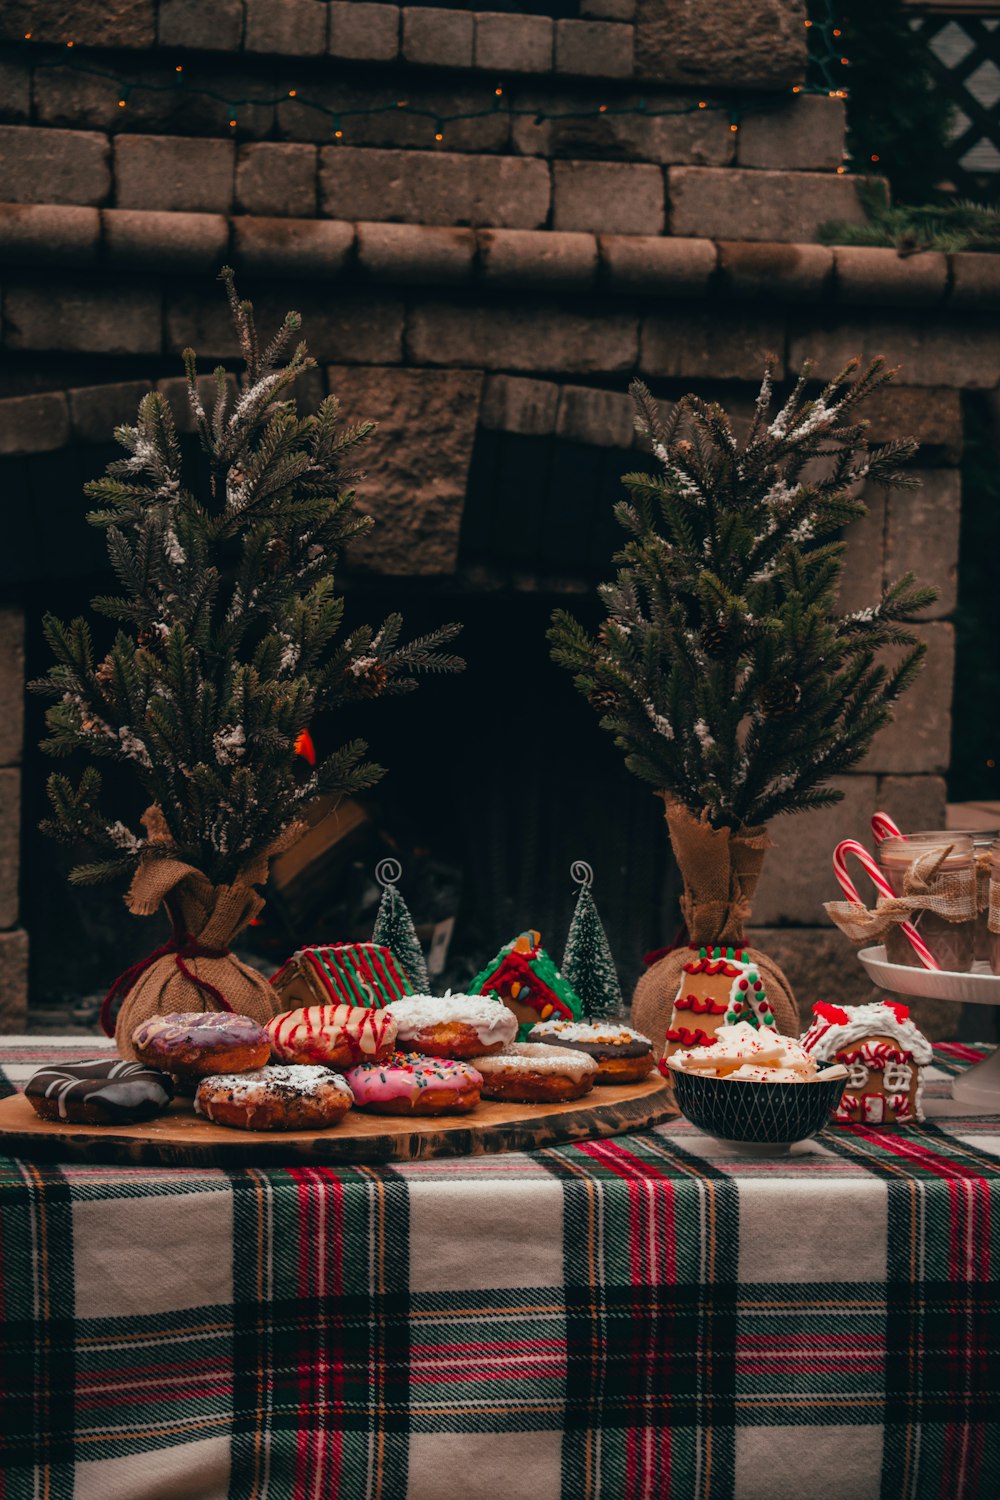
[0,1037,997,1499]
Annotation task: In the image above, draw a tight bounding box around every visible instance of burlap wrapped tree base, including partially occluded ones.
[107,855,283,1061]
[631,795,800,1059]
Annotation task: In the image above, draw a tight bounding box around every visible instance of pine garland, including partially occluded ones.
[33,269,464,887]
[549,358,937,831]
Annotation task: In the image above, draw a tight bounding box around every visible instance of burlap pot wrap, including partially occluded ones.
[630,796,798,1059]
[106,844,291,1060]
[989,867,1000,939]
[824,846,975,949]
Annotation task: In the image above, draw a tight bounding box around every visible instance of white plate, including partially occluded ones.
[857,946,1000,1006]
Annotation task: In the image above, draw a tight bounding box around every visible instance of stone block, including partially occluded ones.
[0,125,110,206]
[512,87,733,167]
[319,147,550,228]
[158,0,243,50]
[245,0,327,56]
[167,289,403,363]
[787,315,1000,391]
[885,468,960,618]
[718,241,833,302]
[0,609,24,765]
[479,375,560,435]
[407,299,638,373]
[475,13,553,73]
[555,19,633,77]
[641,310,783,381]
[861,386,962,464]
[103,208,229,271]
[602,233,716,294]
[236,143,318,218]
[157,373,238,434]
[35,60,274,141]
[752,774,877,926]
[835,247,947,307]
[556,385,633,448]
[875,775,948,837]
[669,166,866,243]
[0,768,19,928]
[327,365,483,575]
[836,483,885,618]
[552,160,664,235]
[864,621,954,775]
[4,278,161,355]
[0,392,70,455]
[0,59,30,122]
[231,216,354,277]
[478,228,597,290]
[280,81,508,152]
[950,252,1000,311]
[5,0,153,47]
[0,928,28,1033]
[581,0,635,17]
[737,96,846,172]
[328,2,400,62]
[357,222,475,284]
[402,7,474,68]
[636,0,806,89]
[0,204,100,267]
[69,381,153,444]
[115,135,235,213]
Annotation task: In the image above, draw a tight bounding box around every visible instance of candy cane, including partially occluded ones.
[871,812,905,844]
[832,839,940,970]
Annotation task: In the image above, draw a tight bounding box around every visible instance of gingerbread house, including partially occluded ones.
[663,947,774,1062]
[470,930,583,1031]
[271,943,414,1011]
[801,1000,933,1125]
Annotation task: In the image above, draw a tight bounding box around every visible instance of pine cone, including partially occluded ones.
[95,655,115,702]
[588,686,621,714]
[265,538,290,575]
[350,659,388,698]
[700,620,732,659]
[137,624,159,650]
[757,677,801,716]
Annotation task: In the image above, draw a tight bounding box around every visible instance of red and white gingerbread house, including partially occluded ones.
[801,1000,933,1125]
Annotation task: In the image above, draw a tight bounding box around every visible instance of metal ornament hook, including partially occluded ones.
[570,860,594,889]
[376,857,402,889]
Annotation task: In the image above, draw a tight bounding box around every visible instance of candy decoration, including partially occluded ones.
[831,839,939,971]
[871,811,905,844]
[470,930,583,1033]
[271,942,415,1011]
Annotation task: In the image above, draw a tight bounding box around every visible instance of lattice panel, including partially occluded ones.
[910,11,1000,191]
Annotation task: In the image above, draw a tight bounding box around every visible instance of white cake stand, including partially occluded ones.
[858,946,1000,1109]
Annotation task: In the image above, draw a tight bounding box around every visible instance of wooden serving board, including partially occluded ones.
[0,1075,675,1167]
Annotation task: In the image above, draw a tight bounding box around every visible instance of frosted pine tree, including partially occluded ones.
[372,861,430,992]
[562,866,623,1021]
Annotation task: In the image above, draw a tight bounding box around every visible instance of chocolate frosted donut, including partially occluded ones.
[526,1020,654,1084]
[131,1011,271,1081]
[26,1058,173,1125]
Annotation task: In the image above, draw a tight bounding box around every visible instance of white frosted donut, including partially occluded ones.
[470,1042,597,1103]
[384,994,518,1059]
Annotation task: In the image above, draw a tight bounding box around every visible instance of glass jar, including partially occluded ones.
[905,828,997,962]
[876,833,976,973]
[990,839,1000,977]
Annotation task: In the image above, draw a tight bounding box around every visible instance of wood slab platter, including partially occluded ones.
[0,1075,676,1167]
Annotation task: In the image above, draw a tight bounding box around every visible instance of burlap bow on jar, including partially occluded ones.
[825,844,976,947]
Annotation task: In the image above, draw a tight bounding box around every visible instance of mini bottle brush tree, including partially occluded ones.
[33,269,463,1053]
[548,356,937,1042]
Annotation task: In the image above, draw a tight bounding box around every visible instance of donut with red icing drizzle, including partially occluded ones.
[266,1003,397,1068]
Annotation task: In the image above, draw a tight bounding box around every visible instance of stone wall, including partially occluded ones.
[0,0,984,1023]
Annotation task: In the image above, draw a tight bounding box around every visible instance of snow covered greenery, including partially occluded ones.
[34,269,463,886]
[549,357,937,830]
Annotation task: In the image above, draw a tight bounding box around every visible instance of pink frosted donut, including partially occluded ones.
[266,1003,397,1068]
[345,1050,482,1116]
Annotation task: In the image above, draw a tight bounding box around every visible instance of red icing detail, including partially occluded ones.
[812,1001,849,1025]
[738,978,748,990]
[478,950,574,1021]
[674,994,728,1015]
[836,1041,910,1068]
[665,1026,715,1046]
[681,957,745,979]
[882,1000,911,1023]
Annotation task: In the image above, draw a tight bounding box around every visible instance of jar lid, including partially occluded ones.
[909,827,998,846]
[878,833,973,868]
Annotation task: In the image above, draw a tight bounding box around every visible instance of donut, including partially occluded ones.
[131,1011,271,1081]
[525,1020,654,1084]
[266,1003,398,1068]
[471,1042,597,1103]
[194,1064,354,1132]
[345,1050,482,1116]
[384,994,518,1060]
[26,1058,173,1125]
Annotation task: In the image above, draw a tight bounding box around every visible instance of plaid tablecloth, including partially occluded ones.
[1,1037,997,1500]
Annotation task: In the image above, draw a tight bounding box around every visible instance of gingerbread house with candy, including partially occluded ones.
[663,946,774,1062]
[271,942,415,1012]
[470,930,583,1031]
[801,1000,933,1125]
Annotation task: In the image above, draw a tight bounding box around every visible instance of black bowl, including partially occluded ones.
[669,1067,846,1146]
